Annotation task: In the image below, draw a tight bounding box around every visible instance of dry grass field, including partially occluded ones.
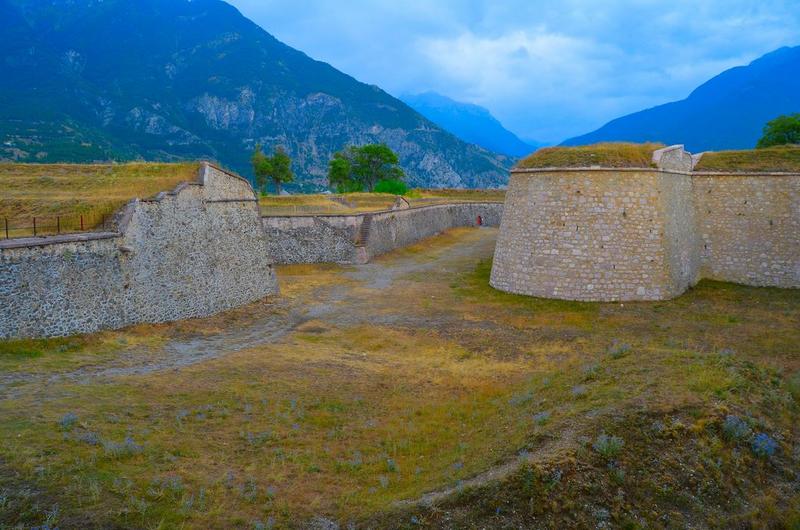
[0,228,798,528]
[258,192,400,216]
[259,190,505,216]
[0,163,200,237]
[0,162,504,232]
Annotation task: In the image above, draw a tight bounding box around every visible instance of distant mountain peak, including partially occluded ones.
[402,91,537,158]
[562,45,800,152]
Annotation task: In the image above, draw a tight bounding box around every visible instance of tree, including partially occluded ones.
[269,146,294,195]
[756,114,800,148]
[251,145,294,195]
[327,144,404,192]
[251,144,270,195]
[352,144,403,192]
[328,152,359,193]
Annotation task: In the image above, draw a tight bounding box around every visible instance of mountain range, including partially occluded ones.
[563,46,800,152]
[0,0,511,189]
[401,92,536,158]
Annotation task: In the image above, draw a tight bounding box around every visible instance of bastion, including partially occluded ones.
[490,144,800,302]
[0,163,278,339]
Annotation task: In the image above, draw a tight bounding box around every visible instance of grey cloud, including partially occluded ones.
[228,0,800,142]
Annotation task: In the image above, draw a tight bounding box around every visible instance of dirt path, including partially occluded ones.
[0,228,498,396]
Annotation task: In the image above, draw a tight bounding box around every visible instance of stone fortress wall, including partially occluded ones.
[262,202,503,265]
[490,146,799,301]
[0,164,279,339]
[693,173,799,288]
[1,162,503,339]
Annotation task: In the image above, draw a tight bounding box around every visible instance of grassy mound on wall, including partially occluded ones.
[695,145,800,172]
[516,143,665,170]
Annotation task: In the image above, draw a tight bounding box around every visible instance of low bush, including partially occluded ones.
[722,415,751,441]
[607,341,631,359]
[103,437,143,459]
[592,434,624,460]
[374,179,408,195]
[58,412,78,431]
[76,431,101,446]
[751,433,778,458]
[532,411,551,426]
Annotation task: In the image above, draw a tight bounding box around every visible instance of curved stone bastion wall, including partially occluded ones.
[262,202,504,265]
[490,146,799,302]
[0,164,278,339]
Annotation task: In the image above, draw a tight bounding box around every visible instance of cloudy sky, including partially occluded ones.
[227,0,800,143]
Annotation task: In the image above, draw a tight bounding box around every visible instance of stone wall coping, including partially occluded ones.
[261,201,504,220]
[652,144,686,163]
[200,161,255,189]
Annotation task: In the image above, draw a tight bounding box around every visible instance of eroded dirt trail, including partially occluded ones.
[0,228,498,395]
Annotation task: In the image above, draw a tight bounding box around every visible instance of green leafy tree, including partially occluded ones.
[352,144,404,192]
[757,114,800,148]
[327,144,404,192]
[328,152,359,193]
[251,145,294,195]
[269,146,294,195]
[251,144,270,195]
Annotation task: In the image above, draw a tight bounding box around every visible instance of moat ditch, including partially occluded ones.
[0,227,501,396]
[1,226,798,529]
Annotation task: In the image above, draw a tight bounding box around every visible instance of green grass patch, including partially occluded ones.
[0,337,87,358]
[787,372,800,403]
[455,259,598,315]
[517,142,664,169]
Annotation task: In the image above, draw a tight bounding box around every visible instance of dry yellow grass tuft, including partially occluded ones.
[516,142,665,169]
